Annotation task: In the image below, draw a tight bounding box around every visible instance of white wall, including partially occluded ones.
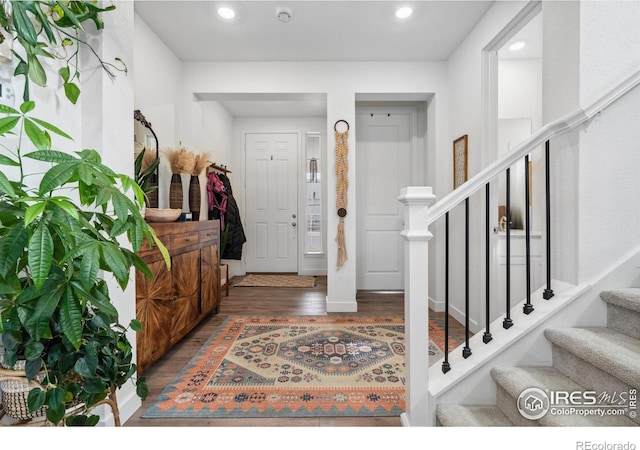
[134,13,183,208]
[0,3,138,424]
[441,1,530,329]
[577,1,640,285]
[543,0,581,286]
[83,3,139,424]
[180,61,450,311]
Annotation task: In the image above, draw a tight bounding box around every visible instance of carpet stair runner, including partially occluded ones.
[437,288,640,427]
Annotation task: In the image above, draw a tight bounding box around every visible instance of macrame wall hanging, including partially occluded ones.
[334,119,349,268]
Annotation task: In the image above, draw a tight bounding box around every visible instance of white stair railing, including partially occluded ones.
[399,67,640,427]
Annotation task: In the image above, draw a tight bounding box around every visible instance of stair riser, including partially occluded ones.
[552,345,640,425]
[496,385,540,427]
[607,303,640,340]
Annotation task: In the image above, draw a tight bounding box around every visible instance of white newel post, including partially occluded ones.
[398,186,435,427]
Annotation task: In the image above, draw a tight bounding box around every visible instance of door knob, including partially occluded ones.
[292,222,297,227]
[292,214,297,218]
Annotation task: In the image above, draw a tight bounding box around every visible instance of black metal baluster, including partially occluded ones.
[543,140,555,300]
[463,198,472,358]
[503,168,514,329]
[483,183,493,343]
[524,154,534,315]
[442,212,451,373]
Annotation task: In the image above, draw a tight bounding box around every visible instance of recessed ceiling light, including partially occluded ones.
[277,8,292,23]
[395,6,413,19]
[218,7,236,20]
[509,40,527,51]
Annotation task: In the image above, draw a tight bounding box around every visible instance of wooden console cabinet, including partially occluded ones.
[135,220,220,374]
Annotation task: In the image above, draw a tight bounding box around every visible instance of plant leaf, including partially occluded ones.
[100,243,129,289]
[59,66,70,83]
[28,222,54,290]
[0,104,20,114]
[20,101,35,114]
[25,150,76,163]
[45,387,66,424]
[0,221,28,278]
[0,222,28,278]
[39,161,77,195]
[59,287,83,349]
[27,51,47,87]
[30,118,73,140]
[11,1,38,47]
[63,82,81,104]
[0,116,20,135]
[130,319,143,332]
[24,201,46,226]
[26,288,60,340]
[27,388,46,412]
[79,246,100,291]
[0,170,16,196]
[0,154,20,166]
[136,378,149,401]
[24,118,51,150]
[75,355,98,378]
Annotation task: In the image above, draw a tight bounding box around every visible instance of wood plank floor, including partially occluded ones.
[124,275,466,427]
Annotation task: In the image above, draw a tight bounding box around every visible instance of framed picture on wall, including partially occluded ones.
[453,134,468,189]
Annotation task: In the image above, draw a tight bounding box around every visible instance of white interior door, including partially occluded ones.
[356,108,416,290]
[245,133,298,272]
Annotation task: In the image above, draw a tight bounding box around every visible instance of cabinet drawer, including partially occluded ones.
[199,229,218,244]
[139,234,170,256]
[172,232,198,249]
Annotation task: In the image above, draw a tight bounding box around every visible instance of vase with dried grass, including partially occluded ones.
[164,146,196,211]
[189,153,210,220]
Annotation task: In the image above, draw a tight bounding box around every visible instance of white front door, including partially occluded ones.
[356,108,417,290]
[245,133,299,272]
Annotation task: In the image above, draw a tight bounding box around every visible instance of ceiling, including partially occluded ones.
[134,1,495,62]
[134,1,507,117]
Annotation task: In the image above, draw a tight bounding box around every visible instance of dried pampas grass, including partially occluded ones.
[163,145,196,174]
[192,153,211,176]
[140,147,158,173]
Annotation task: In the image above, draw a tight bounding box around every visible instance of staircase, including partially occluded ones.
[436,289,640,426]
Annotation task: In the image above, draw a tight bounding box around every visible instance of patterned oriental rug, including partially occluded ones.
[143,315,447,419]
[234,274,316,288]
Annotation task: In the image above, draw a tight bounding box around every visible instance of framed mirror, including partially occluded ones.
[134,110,159,208]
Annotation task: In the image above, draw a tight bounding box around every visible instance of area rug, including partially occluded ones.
[234,274,316,288]
[429,316,465,353]
[143,315,416,419]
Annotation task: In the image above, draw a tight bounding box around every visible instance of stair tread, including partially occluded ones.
[544,327,640,389]
[492,366,584,395]
[600,289,640,313]
[492,366,637,427]
[437,405,513,426]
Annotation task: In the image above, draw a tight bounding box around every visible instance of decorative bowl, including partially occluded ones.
[145,208,182,223]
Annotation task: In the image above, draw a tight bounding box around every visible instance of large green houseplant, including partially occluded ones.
[0,1,168,425]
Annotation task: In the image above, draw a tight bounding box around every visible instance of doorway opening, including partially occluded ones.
[482,2,543,323]
[192,92,327,277]
[354,95,431,291]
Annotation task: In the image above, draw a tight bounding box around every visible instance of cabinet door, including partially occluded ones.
[135,260,173,374]
[200,243,220,315]
[171,250,201,340]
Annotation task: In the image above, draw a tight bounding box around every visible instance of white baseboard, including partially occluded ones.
[326,296,358,312]
[429,296,444,312]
